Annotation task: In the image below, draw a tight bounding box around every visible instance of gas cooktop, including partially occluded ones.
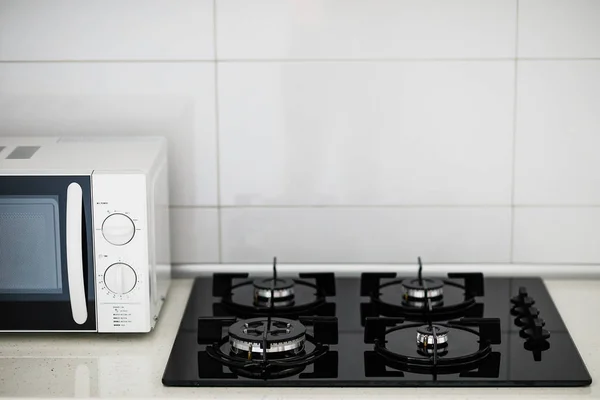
[162,259,592,387]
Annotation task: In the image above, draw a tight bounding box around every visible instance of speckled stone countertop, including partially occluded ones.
[0,278,598,399]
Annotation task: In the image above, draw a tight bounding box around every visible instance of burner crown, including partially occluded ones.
[228,317,306,355]
[253,277,295,307]
[416,324,449,347]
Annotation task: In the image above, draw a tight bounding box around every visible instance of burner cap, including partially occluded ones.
[228,317,306,355]
[253,278,295,307]
[402,278,444,299]
[416,325,449,348]
[253,278,295,293]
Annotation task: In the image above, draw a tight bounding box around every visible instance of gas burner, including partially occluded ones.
[416,324,449,344]
[228,317,306,357]
[253,278,295,307]
[402,277,444,308]
[416,324,448,345]
[364,317,501,375]
[196,316,338,380]
[403,298,444,308]
[360,258,484,322]
[416,325,449,356]
[401,258,444,307]
[402,278,444,299]
[212,258,336,318]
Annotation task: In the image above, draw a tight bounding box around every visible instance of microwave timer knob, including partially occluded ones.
[104,263,137,294]
[102,213,135,245]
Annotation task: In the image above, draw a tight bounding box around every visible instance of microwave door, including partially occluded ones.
[0,176,96,331]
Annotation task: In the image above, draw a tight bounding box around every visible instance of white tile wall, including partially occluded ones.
[514,61,600,205]
[171,208,220,263]
[0,62,218,207]
[518,0,600,58]
[0,0,599,265]
[514,208,600,263]
[219,61,514,206]
[217,0,517,59]
[0,0,214,60]
[221,207,511,263]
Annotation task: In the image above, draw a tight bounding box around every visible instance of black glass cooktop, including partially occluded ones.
[162,266,591,387]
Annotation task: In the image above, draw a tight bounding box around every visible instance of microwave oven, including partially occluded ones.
[0,136,171,332]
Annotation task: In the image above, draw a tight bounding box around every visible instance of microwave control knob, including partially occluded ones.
[104,263,137,294]
[102,213,135,245]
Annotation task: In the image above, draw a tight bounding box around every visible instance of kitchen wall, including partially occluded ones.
[1,0,599,265]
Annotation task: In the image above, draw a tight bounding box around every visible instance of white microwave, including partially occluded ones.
[0,136,171,332]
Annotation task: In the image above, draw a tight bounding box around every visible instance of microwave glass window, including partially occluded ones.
[0,197,62,294]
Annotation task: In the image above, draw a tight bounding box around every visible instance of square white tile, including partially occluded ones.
[170,208,219,263]
[518,0,600,58]
[221,207,511,263]
[0,0,214,60]
[0,62,218,206]
[513,207,600,263]
[514,61,600,205]
[217,0,517,59]
[218,61,514,206]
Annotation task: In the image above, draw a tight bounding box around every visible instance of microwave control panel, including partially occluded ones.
[92,173,150,333]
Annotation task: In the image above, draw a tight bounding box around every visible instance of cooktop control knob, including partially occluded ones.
[104,263,137,294]
[102,213,135,245]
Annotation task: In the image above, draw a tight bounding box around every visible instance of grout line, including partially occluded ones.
[216,58,516,63]
[216,58,600,63]
[510,0,520,263]
[172,262,513,266]
[0,59,216,63]
[172,261,600,267]
[512,204,600,208]
[171,204,511,209]
[516,58,600,61]
[168,204,600,209]
[170,205,220,209]
[213,0,223,263]
[2,58,600,64]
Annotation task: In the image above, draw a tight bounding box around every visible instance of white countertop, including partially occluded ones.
[0,278,598,399]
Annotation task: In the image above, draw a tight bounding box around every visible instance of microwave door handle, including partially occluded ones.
[66,182,88,325]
